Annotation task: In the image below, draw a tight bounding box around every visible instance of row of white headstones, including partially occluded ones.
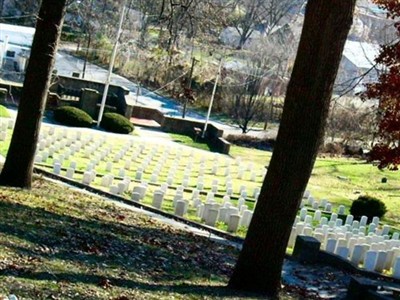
[30,127,266,195]
[1,119,243,232]
[32,124,260,233]
[291,193,400,278]
[3,118,396,267]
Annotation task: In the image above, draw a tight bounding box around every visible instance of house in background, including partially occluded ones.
[335,40,381,94]
[0,23,35,76]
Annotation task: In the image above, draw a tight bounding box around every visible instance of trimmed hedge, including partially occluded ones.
[350,195,387,220]
[100,113,134,134]
[53,106,93,128]
[0,105,10,118]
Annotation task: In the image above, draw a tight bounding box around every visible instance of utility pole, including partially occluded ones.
[82,0,94,79]
[182,56,196,118]
[135,82,141,105]
[97,0,126,127]
[202,58,223,138]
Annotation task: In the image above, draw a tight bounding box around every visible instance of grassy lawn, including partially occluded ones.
[0,177,306,299]
[0,105,10,118]
[168,133,211,152]
[231,144,400,228]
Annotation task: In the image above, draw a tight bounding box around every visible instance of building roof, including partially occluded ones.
[342,40,380,69]
[0,23,35,48]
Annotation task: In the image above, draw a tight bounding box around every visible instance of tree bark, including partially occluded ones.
[228,0,356,296]
[0,0,67,188]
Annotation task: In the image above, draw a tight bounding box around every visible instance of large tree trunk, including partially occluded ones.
[228,0,356,296]
[0,0,67,188]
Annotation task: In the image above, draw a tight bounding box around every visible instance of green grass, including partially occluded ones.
[0,106,10,118]
[169,133,211,152]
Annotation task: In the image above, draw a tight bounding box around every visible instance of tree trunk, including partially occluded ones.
[228,0,356,296]
[0,0,67,188]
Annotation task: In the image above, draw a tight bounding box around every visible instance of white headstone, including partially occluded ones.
[351,244,366,265]
[368,223,377,234]
[240,210,253,228]
[66,168,75,179]
[53,163,61,175]
[131,192,141,202]
[330,213,338,222]
[337,247,349,259]
[117,182,127,194]
[109,185,119,195]
[106,162,113,172]
[82,171,93,185]
[382,225,391,236]
[374,251,388,273]
[152,192,164,209]
[205,209,219,227]
[320,217,328,226]
[345,215,354,225]
[218,207,228,222]
[372,217,380,226]
[360,216,368,227]
[352,220,360,229]
[364,250,378,271]
[299,208,308,221]
[325,239,337,253]
[175,200,187,217]
[227,214,241,233]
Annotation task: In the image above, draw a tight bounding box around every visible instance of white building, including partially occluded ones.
[335,40,381,94]
[0,23,35,72]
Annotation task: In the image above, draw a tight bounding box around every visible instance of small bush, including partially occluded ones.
[350,195,387,220]
[53,106,93,128]
[320,142,344,155]
[0,105,10,118]
[100,113,134,134]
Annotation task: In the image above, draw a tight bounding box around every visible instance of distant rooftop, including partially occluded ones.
[0,23,35,48]
[342,40,380,69]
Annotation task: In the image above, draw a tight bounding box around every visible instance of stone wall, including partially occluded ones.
[132,105,165,125]
[131,106,230,154]
[50,75,130,116]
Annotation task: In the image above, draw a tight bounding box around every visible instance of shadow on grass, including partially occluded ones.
[0,199,248,298]
[0,269,259,298]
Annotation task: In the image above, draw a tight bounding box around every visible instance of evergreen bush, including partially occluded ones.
[53,106,93,128]
[100,113,134,134]
[350,195,387,220]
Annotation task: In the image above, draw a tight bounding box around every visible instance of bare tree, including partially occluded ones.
[226,71,266,133]
[228,0,305,49]
[0,0,68,188]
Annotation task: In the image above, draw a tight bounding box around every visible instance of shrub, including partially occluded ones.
[53,106,93,128]
[350,195,387,220]
[100,113,134,134]
[320,142,344,155]
[0,105,10,118]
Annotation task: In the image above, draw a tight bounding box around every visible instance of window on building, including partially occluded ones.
[6,51,15,58]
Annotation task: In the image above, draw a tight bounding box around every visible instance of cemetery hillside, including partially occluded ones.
[1,0,400,298]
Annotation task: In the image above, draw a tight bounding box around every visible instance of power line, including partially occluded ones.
[141,70,189,96]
